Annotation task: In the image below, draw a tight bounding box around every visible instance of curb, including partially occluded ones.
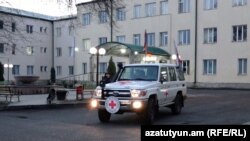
[187,87,250,91]
[0,100,90,111]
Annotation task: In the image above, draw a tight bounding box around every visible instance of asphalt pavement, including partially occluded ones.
[0,90,93,110]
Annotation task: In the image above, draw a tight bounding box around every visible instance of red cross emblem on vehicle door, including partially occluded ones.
[109,100,117,109]
[164,90,168,96]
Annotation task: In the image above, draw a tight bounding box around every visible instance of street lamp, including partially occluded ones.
[89,47,106,86]
[4,59,13,85]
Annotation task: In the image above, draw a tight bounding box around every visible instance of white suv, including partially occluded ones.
[90,63,187,124]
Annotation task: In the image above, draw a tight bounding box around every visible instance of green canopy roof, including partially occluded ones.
[97,42,171,57]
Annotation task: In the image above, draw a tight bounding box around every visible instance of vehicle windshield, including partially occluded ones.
[118,66,159,81]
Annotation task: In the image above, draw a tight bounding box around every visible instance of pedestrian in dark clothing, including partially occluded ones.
[100,73,112,87]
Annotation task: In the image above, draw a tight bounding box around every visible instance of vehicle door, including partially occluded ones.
[166,66,179,102]
[159,66,170,105]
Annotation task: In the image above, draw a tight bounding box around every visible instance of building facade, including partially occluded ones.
[75,0,250,88]
[1,0,250,88]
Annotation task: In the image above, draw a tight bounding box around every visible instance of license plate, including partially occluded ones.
[121,100,131,105]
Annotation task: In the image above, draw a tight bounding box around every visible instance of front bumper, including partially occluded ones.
[91,98,148,113]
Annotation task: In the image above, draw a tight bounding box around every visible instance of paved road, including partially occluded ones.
[0,89,249,141]
[154,89,250,125]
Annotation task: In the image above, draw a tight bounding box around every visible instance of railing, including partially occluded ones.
[55,72,105,89]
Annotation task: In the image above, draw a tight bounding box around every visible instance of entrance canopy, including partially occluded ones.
[97,42,171,58]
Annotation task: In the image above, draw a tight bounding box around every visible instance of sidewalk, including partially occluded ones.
[0,90,93,111]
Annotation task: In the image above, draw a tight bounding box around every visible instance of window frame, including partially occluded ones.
[204,27,217,44]
[203,59,217,75]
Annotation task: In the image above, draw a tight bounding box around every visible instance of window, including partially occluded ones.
[238,58,247,75]
[56,66,62,76]
[26,46,34,55]
[203,59,216,75]
[160,67,169,82]
[179,0,190,13]
[26,25,33,34]
[82,13,91,26]
[40,27,43,32]
[99,63,107,73]
[27,65,34,75]
[56,27,61,37]
[160,0,169,15]
[204,0,218,10]
[44,27,47,33]
[147,33,155,46]
[133,34,141,45]
[12,44,16,55]
[134,5,141,18]
[99,37,107,44]
[69,26,74,36]
[182,60,190,75]
[169,67,177,81]
[82,63,87,74]
[116,35,126,43]
[82,39,91,51]
[0,20,3,29]
[12,22,16,32]
[0,43,4,53]
[40,66,43,72]
[178,30,190,45]
[69,66,74,75]
[56,47,62,57]
[145,3,156,17]
[160,32,168,46]
[99,11,108,23]
[12,65,20,75]
[204,27,217,43]
[233,0,247,6]
[40,47,47,53]
[116,7,126,21]
[233,25,247,42]
[68,46,74,57]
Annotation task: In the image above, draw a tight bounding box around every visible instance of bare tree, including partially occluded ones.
[76,0,125,41]
[0,0,40,55]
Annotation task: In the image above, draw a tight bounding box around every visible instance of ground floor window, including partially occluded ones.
[27,65,34,75]
[12,65,20,75]
[238,58,247,75]
[182,60,190,75]
[69,66,74,75]
[99,63,107,74]
[203,59,216,75]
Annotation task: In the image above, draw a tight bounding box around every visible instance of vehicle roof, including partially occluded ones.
[124,63,178,67]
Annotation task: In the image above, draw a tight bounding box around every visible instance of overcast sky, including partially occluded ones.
[0,0,91,16]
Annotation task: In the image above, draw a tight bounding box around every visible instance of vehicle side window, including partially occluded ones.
[160,67,169,82]
[177,68,185,81]
[169,67,177,81]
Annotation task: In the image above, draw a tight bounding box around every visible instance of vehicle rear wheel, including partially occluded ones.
[98,109,111,123]
[171,94,183,115]
[139,98,157,125]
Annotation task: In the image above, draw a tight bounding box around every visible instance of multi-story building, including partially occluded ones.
[0,7,53,82]
[0,6,77,83]
[75,0,250,88]
[1,0,250,88]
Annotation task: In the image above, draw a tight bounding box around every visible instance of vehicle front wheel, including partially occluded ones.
[139,98,157,125]
[98,109,111,123]
[171,94,183,115]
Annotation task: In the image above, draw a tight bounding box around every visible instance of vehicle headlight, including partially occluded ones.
[130,89,147,98]
[93,86,102,97]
